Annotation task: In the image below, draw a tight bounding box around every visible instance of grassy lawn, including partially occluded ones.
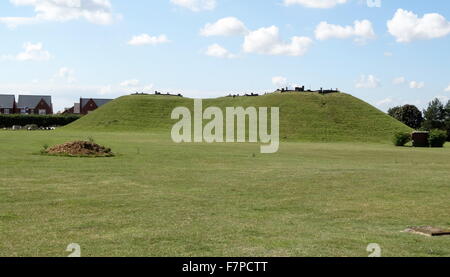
[1,130,450,257]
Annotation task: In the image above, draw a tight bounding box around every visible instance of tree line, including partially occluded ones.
[388,98,450,141]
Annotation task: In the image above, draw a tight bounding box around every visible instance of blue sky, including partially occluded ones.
[1,0,449,112]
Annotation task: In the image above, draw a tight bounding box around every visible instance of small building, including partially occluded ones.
[17,95,53,115]
[80,98,112,114]
[295,86,305,92]
[0,94,16,114]
[278,85,339,94]
[412,131,429,147]
[64,98,112,115]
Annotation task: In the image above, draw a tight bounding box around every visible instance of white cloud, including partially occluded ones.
[409,81,425,89]
[205,44,236,59]
[120,79,140,87]
[17,42,51,61]
[0,17,37,27]
[1,42,51,62]
[171,0,216,12]
[355,74,380,89]
[376,97,393,107]
[272,76,288,87]
[393,77,406,85]
[243,26,313,56]
[445,85,450,92]
[283,0,347,9]
[56,67,76,83]
[0,0,117,28]
[128,34,170,46]
[200,17,247,37]
[119,79,153,93]
[384,52,393,57]
[99,85,113,95]
[141,84,154,92]
[105,83,154,95]
[392,77,425,89]
[387,9,450,43]
[315,20,376,43]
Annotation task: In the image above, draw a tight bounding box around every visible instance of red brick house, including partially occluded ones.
[0,95,16,114]
[81,98,112,114]
[64,98,112,115]
[17,95,53,115]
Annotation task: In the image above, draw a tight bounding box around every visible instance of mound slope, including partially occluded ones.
[65,92,411,143]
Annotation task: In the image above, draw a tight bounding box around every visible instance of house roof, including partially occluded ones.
[17,95,52,109]
[80,98,112,108]
[0,94,15,109]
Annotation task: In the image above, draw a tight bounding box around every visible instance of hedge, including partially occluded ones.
[393,132,411,146]
[0,114,82,128]
[429,129,447,148]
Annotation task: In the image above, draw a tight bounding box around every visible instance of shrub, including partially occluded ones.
[428,129,447,148]
[393,132,411,146]
[0,114,81,128]
[24,124,39,130]
[41,144,49,154]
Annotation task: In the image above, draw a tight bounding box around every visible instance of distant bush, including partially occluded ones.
[0,114,81,128]
[393,132,411,146]
[388,104,423,129]
[446,120,450,142]
[428,129,447,148]
[24,124,39,130]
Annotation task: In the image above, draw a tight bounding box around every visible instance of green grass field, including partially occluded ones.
[1,93,448,257]
[1,130,449,257]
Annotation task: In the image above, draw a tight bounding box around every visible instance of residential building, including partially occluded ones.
[0,94,16,114]
[17,95,53,115]
[64,98,112,115]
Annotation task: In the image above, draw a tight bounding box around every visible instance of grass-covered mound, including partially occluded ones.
[65,92,412,143]
[43,141,114,157]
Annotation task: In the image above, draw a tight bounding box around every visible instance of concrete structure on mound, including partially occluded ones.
[277,86,340,94]
[153,91,183,97]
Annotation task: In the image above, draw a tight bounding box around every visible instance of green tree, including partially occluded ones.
[445,100,450,141]
[422,98,446,130]
[388,106,402,119]
[388,104,423,129]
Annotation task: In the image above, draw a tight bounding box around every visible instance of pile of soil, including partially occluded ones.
[45,141,114,157]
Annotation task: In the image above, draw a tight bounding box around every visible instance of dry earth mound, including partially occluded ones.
[45,141,113,157]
